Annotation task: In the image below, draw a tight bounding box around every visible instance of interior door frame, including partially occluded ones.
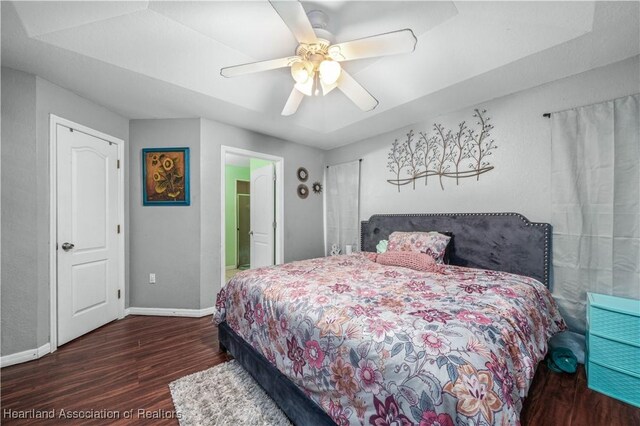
[220,146,284,287]
[49,115,126,352]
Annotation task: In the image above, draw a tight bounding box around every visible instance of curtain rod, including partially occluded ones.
[542,93,638,118]
[326,158,363,168]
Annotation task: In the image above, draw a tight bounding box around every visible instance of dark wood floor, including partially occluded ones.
[1,316,638,425]
[1,316,230,425]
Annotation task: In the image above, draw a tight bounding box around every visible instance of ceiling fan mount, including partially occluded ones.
[294,39,331,60]
[305,9,333,41]
[220,1,417,116]
[307,9,329,29]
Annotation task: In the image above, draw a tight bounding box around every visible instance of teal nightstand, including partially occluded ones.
[587,293,640,408]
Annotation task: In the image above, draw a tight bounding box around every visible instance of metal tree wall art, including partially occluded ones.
[386,108,497,191]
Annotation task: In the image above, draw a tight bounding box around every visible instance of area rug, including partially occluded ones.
[169,360,293,426]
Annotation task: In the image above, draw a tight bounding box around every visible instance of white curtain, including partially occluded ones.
[325,161,361,255]
[551,93,640,334]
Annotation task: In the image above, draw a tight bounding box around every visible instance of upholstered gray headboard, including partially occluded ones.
[360,213,551,287]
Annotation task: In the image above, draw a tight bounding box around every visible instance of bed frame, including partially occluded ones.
[218,212,552,425]
[361,212,551,287]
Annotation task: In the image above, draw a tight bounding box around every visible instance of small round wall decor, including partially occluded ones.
[296,167,309,182]
[297,184,309,199]
[312,182,322,194]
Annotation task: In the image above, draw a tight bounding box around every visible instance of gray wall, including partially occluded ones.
[1,67,38,355]
[129,119,202,309]
[200,118,325,307]
[127,118,326,310]
[0,67,129,356]
[324,55,640,224]
[1,66,325,356]
[4,56,636,356]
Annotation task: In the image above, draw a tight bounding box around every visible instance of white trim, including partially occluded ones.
[49,115,126,353]
[126,307,215,317]
[323,166,327,255]
[37,343,51,358]
[1,343,51,368]
[220,146,284,288]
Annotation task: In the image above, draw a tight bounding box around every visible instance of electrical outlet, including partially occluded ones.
[149,273,156,284]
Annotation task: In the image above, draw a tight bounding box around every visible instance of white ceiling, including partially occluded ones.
[2,1,639,149]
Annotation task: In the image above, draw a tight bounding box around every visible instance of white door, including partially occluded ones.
[57,125,119,346]
[250,162,275,268]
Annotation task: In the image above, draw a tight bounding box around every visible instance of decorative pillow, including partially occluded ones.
[387,231,451,264]
[376,239,388,253]
[376,251,440,272]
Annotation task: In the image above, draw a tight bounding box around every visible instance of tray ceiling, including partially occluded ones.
[3,1,639,149]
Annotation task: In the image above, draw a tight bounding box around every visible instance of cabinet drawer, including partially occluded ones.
[590,307,640,345]
[588,361,640,408]
[589,334,640,374]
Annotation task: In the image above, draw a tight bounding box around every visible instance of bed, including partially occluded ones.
[215,213,566,425]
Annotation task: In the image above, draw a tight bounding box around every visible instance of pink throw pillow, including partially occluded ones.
[376,251,440,272]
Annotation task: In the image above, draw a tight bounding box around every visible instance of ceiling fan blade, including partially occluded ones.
[328,29,417,62]
[282,88,305,116]
[321,80,338,96]
[221,56,300,78]
[337,71,378,112]
[269,1,317,44]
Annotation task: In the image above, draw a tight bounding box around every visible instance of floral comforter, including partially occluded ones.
[214,254,566,426]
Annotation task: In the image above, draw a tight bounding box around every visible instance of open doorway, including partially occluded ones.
[221,147,284,285]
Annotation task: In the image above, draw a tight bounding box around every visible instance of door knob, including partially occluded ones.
[61,242,75,251]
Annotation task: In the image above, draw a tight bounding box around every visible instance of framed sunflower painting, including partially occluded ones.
[142,147,190,206]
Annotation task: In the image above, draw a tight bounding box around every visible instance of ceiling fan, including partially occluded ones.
[220,1,417,116]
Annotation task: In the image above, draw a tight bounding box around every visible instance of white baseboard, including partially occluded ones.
[126,306,216,318]
[1,343,51,368]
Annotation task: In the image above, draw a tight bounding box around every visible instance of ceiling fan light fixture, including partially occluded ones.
[319,59,341,85]
[294,79,313,96]
[312,71,321,96]
[291,60,313,84]
[222,1,418,115]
